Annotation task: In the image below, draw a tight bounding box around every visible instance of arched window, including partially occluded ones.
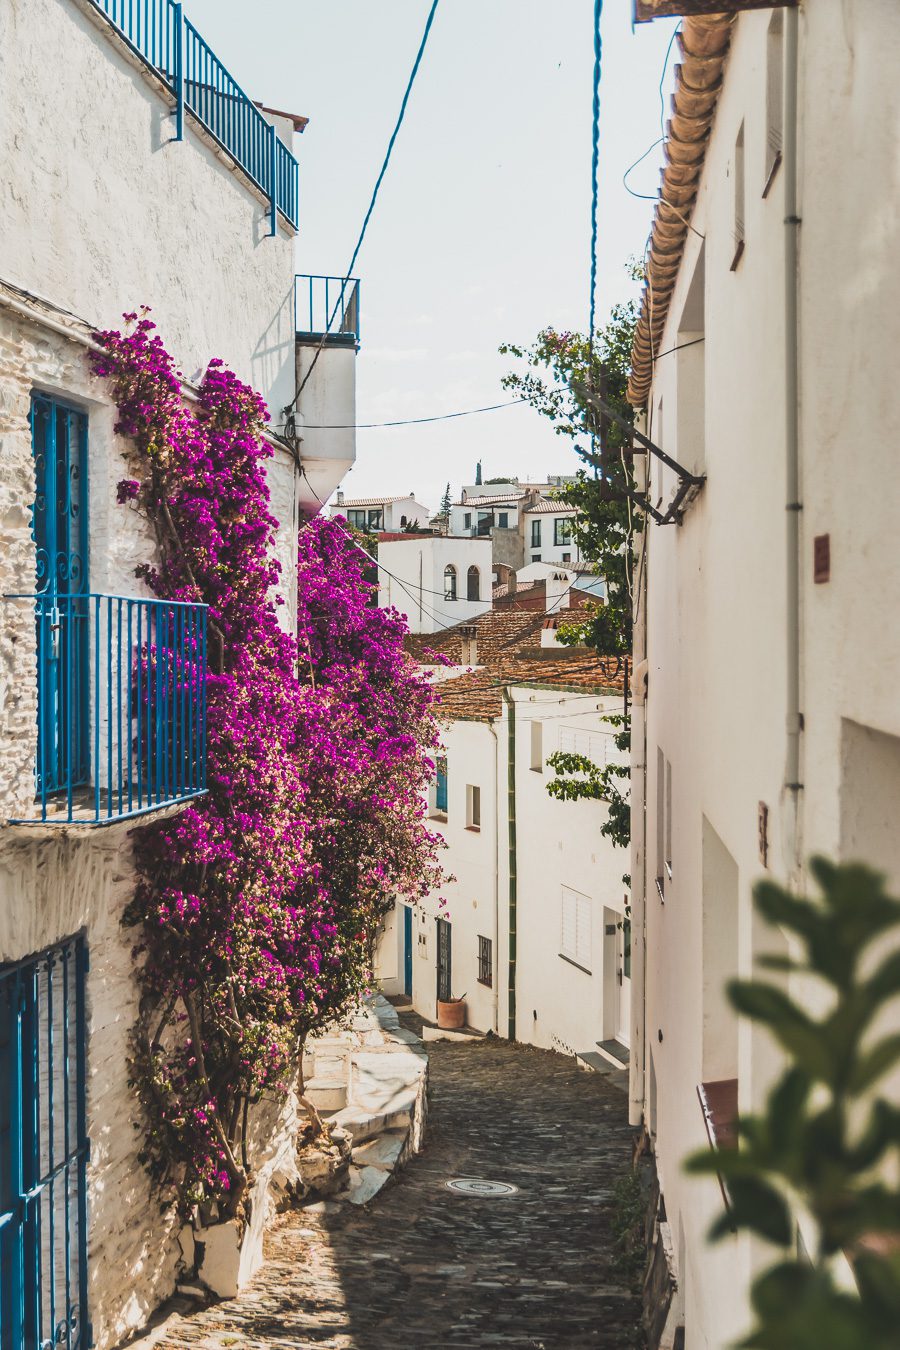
[467,565,480,602]
[444,564,457,601]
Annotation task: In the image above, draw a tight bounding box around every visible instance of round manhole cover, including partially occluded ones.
[445,1178,519,1197]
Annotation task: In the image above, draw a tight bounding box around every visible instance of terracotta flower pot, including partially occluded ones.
[437,997,466,1030]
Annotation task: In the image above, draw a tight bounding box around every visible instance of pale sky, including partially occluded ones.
[186,0,677,512]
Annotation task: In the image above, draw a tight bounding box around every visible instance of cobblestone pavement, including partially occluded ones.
[156,1031,642,1350]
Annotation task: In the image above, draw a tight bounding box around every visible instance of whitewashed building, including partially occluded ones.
[377,608,630,1066]
[378,534,493,634]
[626,4,900,1346]
[0,1,356,1344]
[448,476,580,569]
[330,491,431,533]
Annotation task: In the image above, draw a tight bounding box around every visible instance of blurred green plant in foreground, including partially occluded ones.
[686,858,900,1349]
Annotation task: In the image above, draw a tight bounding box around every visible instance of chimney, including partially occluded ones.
[336,489,345,505]
[460,625,478,666]
[508,571,517,596]
[546,570,571,613]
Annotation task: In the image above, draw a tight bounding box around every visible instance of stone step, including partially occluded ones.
[304,1076,349,1112]
[351,1129,407,1172]
[345,1163,392,1207]
[329,1097,414,1145]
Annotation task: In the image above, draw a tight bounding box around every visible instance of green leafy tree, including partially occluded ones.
[686,858,900,1349]
[501,267,640,854]
[545,711,630,850]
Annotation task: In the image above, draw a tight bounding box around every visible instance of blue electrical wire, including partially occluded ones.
[288,0,441,412]
[588,0,604,466]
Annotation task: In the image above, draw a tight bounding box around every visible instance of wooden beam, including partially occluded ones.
[635,0,795,21]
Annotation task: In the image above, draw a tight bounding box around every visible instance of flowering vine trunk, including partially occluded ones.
[91,314,444,1219]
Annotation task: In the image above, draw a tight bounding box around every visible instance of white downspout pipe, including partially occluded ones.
[628,415,650,1128]
[488,718,501,1034]
[783,4,803,878]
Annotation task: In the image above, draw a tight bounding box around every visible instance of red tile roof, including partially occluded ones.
[409,602,624,722]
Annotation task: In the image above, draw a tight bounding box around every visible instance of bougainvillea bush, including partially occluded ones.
[91,314,443,1218]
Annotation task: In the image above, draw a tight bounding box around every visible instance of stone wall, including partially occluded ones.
[0,302,304,1347]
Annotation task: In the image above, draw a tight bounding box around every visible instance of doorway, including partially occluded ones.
[0,935,90,1348]
[403,906,413,998]
[436,918,452,1004]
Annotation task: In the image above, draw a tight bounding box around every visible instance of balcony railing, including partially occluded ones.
[87,0,299,230]
[295,275,361,344]
[5,594,207,825]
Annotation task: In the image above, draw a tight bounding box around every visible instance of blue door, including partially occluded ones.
[0,936,90,1348]
[31,396,90,797]
[403,906,413,998]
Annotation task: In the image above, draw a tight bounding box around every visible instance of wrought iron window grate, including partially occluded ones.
[477,935,493,988]
[0,936,90,1348]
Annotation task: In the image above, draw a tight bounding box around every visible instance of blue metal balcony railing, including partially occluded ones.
[295,275,361,344]
[5,593,207,825]
[86,0,300,230]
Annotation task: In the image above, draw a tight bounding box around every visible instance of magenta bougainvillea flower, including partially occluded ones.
[91,316,444,1214]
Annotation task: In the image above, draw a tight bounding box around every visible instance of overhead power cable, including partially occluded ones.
[300,398,527,430]
[286,0,441,417]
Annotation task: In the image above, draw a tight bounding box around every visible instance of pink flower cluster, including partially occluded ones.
[91,315,444,1214]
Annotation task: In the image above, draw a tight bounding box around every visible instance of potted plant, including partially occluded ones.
[436,993,467,1030]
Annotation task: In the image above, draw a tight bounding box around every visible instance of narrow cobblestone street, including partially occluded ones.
[156,1029,642,1350]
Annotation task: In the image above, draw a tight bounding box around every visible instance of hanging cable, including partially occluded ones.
[299,398,526,430]
[588,0,604,366]
[285,0,441,420]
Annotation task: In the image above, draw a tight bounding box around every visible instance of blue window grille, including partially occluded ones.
[295,275,361,344]
[7,593,209,825]
[0,936,90,1349]
[85,0,300,230]
[435,757,448,814]
[23,394,208,825]
[31,396,90,795]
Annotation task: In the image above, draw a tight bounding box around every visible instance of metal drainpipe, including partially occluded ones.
[629,414,649,1129]
[487,719,501,1034]
[783,4,803,874]
[502,687,517,1041]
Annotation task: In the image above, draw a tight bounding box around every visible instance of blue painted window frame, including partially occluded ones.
[435,758,448,814]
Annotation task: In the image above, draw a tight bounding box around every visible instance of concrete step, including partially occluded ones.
[305,1076,349,1112]
[351,1129,407,1172]
[329,1097,414,1145]
[346,1163,392,1207]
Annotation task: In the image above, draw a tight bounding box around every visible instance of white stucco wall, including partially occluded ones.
[633,4,900,1345]
[1,0,298,420]
[376,683,630,1059]
[378,536,493,634]
[295,342,357,512]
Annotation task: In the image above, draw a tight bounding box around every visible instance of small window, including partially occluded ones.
[554,517,572,547]
[531,519,541,548]
[560,886,592,972]
[656,747,672,899]
[498,512,509,529]
[466,784,481,830]
[347,509,365,529]
[400,514,408,528]
[562,552,571,563]
[464,512,471,529]
[530,720,543,773]
[444,565,457,601]
[368,508,383,529]
[531,554,541,563]
[478,935,493,987]
[731,123,745,269]
[433,756,448,816]
[467,565,480,602]
[665,759,673,880]
[764,12,784,197]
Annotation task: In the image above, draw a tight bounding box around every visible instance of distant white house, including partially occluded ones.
[330,491,431,533]
[522,501,580,566]
[448,477,581,569]
[376,608,630,1067]
[378,534,492,634]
